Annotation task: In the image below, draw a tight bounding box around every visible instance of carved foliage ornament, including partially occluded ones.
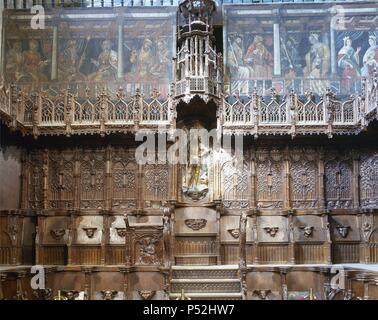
[185,219,207,231]
[263,227,279,237]
[50,229,66,240]
[82,227,97,239]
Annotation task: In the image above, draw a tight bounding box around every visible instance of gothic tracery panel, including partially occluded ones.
[290,149,318,209]
[112,149,137,210]
[80,151,106,210]
[144,164,169,205]
[221,160,250,209]
[27,152,44,210]
[360,152,378,209]
[256,149,284,209]
[325,157,353,209]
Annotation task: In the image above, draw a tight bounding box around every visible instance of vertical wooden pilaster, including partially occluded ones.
[250,148,257,209]
[73,149,80,210]
[105,146,112,211]
[284,148,291,210]
[352,151,360,209]
[137,164,144,210]
[42,149,49,210]
[318,148,326,209]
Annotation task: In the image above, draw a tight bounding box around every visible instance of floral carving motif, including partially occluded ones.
[185,219,207,231]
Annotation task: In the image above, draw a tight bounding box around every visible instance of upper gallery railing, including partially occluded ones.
[2,0,356,9]
[0,72,377,137]
[0,84,173,137]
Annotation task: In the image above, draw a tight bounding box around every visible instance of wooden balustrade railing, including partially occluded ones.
[0,74,377,137]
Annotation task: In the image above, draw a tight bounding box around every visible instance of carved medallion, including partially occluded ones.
[227,229,240,239]
[82,227,97,239]
[336,225,350,238]
[185,219,207,231]
[50,229,66,240]
[115,227,127,238]
[300,226,314,238]
[263,227,279,237]
[138,290,156,300]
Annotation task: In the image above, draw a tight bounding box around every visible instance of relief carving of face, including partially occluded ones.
[83,227,97,239]
[101,290,117,300]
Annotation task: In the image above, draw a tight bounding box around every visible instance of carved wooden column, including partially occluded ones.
[360,212,373,263]
[100,212,110,265]
[352,151,360,209]
[0,273,6,300]
[119,267,130,300]
[283,148,291,209]
[124,215,132,266]
[279,267,288,300]
[73,149,80,210]
[81,267,93,300]
[51,18,58,80]
[20,151,28,210]
[137,164,144,211]
[321,214,332,264]
[251,213,259,264]
[15,270,27,300]
[320,267,331,300]
[67,211,76,265]
[215,201,221,265]
[318,148,326,209]
[35,214,46,265]
[239,212,247,270]
[42,149,49,210]
[105,146,112,211]
[287,211,295,264]
[250,148,257,209]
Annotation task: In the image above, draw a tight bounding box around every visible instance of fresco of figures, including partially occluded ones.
[5,39,51,83]
[3,8,175,96]
[224,5,378,96]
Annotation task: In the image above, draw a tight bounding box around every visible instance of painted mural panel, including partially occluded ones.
[2,7,176,96]
[224,4,378,96]
[4,18,53,83]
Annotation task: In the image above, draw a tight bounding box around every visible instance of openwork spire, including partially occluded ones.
[174,0,222,102]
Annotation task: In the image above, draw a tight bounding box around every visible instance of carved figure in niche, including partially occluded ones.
[300,226,314,238]
[181,121,210,201]
[263,226,279,237]
[138,236,159,265]
[244,35,273,78]
[22,39,49,82]
[361,35,378,77]
[303,33,330,94]
[338,36,361,93]
[88,40,117,81]
[58,39,87,81]
[5,41,25,82]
